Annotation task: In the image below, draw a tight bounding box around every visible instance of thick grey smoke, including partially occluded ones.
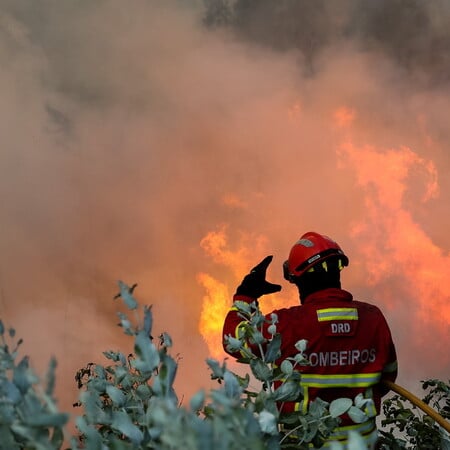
[205,0,450,87]
[0,0,449,433]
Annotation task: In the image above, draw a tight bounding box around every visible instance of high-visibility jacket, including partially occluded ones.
[222,288,398,447]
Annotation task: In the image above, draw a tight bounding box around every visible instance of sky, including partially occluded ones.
[1,0,450,433]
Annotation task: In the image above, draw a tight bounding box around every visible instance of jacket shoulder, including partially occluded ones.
[353,300,387,317]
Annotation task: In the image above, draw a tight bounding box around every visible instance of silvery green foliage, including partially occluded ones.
[0,320,69,450]
[71,283,271,450]
[223,300,369,450]
[0,283,376,450]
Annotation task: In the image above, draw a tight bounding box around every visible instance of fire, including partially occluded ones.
[197,103,450,369]
[197,223,296,357]
[197,225,259,358]
[336,126,450,327]
[199,225,268,277]
[197,272,229,360]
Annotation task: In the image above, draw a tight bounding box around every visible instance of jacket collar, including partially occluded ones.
[302,288,353,305]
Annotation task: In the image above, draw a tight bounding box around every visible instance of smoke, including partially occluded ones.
[0,0,449,431]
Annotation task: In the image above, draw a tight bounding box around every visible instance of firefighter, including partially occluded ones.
[222,231,398,449]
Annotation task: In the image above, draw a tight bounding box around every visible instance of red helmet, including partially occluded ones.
[283,232,349,282]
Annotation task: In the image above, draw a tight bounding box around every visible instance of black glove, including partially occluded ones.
[235,255,282,298]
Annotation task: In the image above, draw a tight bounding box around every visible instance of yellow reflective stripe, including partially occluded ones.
[233,321,250,358]
[301,372,381,388]
[294,386,309,414]
[234,321,245,338]
[230,306,239,311]
[316,307,358,321]
[383,360,398,373]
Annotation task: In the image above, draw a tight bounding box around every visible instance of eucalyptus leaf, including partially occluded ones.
[190,390,205,411]
[250,359,272,382]
[0,403,15,424]
[135,383,152,401]
[347,405,368,423]
[159,353,177,390]
[45,357,57,396]
[225,336,242,351]
[224,371,241,399]
[160,332,173,347]
[265,334,281,363]
[293,353,310,365]
[75,416,103,448]
[329,398,352,418]
[309,397,328,418]
[50,427,65,449]
[273,381,301,402]
[233,301,252,314]
[250,330,265,345]
[106,385,126,406]
[116,280,138,310]
[258,410,278,435]
[26,412,69,427]
[347,429,367,449]
[117,312,133,334]
[295,339,308,352]
[133,330,160,373]
[143,305,153,337]
[111,410,144,445]
[103,350,122,362]
[4,379,22,404]
[13,357,35,394]
[280,359,293,376]
[354,393,365,408]
[206,358,224,379]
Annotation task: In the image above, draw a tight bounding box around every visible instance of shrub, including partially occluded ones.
[378,379,450,449]
[4,281,448,449]
[0,321,68,449]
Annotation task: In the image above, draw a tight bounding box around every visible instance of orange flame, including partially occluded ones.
[197,222,296,357]
[198,105,450,367]
[336,118,449,328]
[197,272,229,360]
[197,224,261,357]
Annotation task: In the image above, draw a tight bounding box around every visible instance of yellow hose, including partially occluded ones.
[383,380,450,434]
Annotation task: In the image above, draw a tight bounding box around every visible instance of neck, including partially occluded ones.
[296,272,341,304]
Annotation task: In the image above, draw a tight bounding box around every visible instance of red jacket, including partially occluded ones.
[223,288,398,427]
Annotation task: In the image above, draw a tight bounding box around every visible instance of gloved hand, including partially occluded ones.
[235,255,282,298]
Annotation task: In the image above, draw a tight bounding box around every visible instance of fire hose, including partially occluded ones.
[383,380,450,434]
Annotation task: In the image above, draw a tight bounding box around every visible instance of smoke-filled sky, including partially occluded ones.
[1,0,450,431]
